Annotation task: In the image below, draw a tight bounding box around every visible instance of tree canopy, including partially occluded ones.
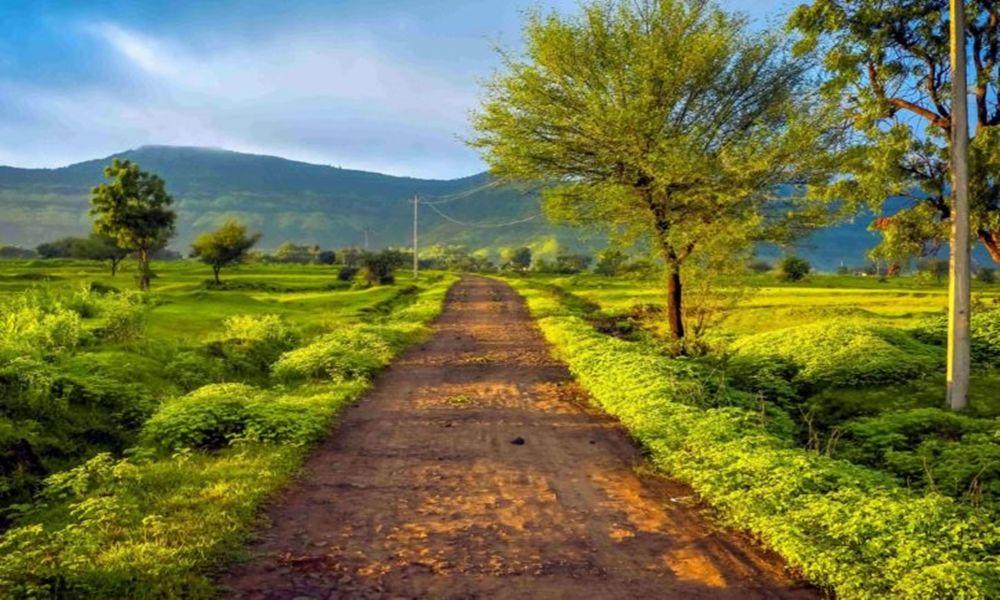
[90,159,176,289]
[472,0,835,341]
[190,219,261,284]
[789,0,1000,264]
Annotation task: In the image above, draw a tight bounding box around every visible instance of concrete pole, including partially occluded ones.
[412,195,419,280]
[947,0,971,410]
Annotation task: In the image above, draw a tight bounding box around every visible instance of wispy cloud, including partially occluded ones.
[1,19,486,177]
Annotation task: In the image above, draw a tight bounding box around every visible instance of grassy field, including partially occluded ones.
[0,257,455,597]
[506,272,1000,598]
[530,272,1000,333]
[1,259,997,597]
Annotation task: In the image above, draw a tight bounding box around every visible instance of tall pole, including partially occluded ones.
[412,195,419,280]
[947,0,971,411]
[363,227,370,251]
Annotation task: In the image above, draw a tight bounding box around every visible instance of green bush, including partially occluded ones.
[0,296,83,358]
[138,382,358,455]
[205,314,298,379]
[337,265,359,281]
[0,276,458,597]
[910,310,1000,367]
[834,409,999,505]
[138,384,265,452]
[730,320,941,391]
[0,353,159,516]
[507,278,998,599]
[723,354,801,404]
[272,326,396,382]
[163,351,226,392]
[93,293,147,342]
[779,255,811,281]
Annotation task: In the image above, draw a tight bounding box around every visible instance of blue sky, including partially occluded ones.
[0,0,802,178]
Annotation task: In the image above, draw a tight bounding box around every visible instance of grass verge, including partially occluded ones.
[504,277,998,600]
[0,275,456,598]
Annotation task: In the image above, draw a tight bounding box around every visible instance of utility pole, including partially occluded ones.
[411,195,419,280]
[363,227,370,251]
[947,0,971,411]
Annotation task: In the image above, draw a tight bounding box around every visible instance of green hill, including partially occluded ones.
[0,145,581,257]
[0,144,937,269]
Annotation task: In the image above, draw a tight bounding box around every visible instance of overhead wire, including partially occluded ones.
[415,178,546,229]
[423,200,541,228]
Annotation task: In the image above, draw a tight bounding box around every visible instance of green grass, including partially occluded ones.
[0,257,457,597]
[530,272,1000,335]
[504,275,998,599]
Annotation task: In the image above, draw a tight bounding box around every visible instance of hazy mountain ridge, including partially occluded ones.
[0,144,902,269]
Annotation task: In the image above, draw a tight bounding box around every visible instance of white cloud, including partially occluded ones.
[0,21,487,177]
[87,22,180,77]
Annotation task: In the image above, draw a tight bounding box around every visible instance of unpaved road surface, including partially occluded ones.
[221,277,816,599]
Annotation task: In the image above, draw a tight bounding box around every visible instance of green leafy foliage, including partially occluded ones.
[89,159,176,290]
[190,219,261,284]
[0,271,457,597]
[507,277,998,599]
[834,409,999,506]
[730,320,941,391]
[137,382,358,454]
[272,326,399,383]
[910,309,1000,367]
[472,0,837,339]
[204,314,298,381]
[778,255,811,282]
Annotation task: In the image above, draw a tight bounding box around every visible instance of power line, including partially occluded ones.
[419,179,505,205]
[422,200,541,228]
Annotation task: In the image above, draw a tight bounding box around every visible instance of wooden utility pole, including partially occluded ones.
[412,195,419,280]
[948,0,971,410]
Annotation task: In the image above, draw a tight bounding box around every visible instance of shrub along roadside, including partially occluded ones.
[0,276,456,598]
[504,278,998,599]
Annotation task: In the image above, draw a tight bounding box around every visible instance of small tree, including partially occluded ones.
[360,250,398,285]
[555,253,592,274]
[779,256,811,282]
[917,258,950,285]
[501,247,532,272]
[79,234,130,276]
[317,250,337,265]
[594,249,628,276]
[90,159,176,290]
[190,219,261,284]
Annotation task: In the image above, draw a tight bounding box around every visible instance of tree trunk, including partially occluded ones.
[110,258,119,277]
[980,230,1000,264]
[665,260,685,341]
[137,248,150,291]
[213,266,221,284]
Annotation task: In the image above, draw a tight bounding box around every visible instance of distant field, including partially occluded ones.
[0,259,416,342]
[527,272,1000,335]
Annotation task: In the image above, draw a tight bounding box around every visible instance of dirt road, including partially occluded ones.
[221,277,816,599]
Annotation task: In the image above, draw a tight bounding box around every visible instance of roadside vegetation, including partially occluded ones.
[0,259,455,597]
[1,0,998,597]
[506,274,998,598]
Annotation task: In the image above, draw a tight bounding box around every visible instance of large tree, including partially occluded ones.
[190,219,261,284]
[90,159,176,290]
[472,0,833,341]
[790,0,1000,264]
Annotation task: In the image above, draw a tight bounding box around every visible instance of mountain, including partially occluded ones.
[0,144,968,269]
[0,145,567,255]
